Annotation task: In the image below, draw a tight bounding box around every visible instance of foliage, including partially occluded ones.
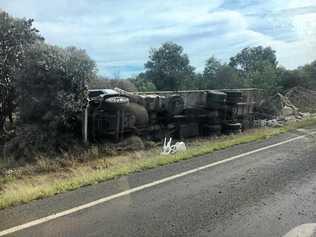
[89,76,137,91]
[144,42,195,91]
[229,46,279,94]
[249,61,281,94]
[15,42,96,154]
[213,64,244,89]
[141,43,315,93]
[197,56,221,89]
[193,73,205,90]
[2,117,316,209]
[203,57,221,81]
[278,67,303,92]
[278,60,316,92]
[129,73,157,92]
[1,8,316,161]
[200,55,242,89]
[0,11,41,133]
[229,46,277,73]
[300,60,316,89]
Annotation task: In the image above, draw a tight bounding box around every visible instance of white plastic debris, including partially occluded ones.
[173,142,187,152]
[161,137,187,155]
[161,137,173,155]
[266,119,283,127]
[254,119,283,128]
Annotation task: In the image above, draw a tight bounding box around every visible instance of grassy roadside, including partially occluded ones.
[1,117,316,210]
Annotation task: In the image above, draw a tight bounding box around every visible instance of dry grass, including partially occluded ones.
[0,117,316,210]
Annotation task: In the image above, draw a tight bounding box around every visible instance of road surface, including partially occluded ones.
[1,128,316,237]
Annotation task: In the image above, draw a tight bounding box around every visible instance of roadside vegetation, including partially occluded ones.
[1,10,316,159]
[1,11,316,210]
[1,117,316,210]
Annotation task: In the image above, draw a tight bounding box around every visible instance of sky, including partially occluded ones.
[1,0,316,78]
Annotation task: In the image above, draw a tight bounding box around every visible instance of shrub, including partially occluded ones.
[11,43,97,159]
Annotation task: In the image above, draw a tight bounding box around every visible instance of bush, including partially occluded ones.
[11,43,97,158]
[0,11,41,133]
[89,76,137,91]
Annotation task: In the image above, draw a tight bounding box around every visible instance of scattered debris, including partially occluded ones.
[286,87,316,112]
[161,137,187,155]
[253,119,283,128]
[174,142,187,152]
[161,137,173,155]
[254,94,314,128]
[266,119,283,127]
[257,93,300,119]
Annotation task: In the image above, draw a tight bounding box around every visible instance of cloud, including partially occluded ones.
[1,0,316,77]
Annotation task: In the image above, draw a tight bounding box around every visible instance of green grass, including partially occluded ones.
[0,117,316,210]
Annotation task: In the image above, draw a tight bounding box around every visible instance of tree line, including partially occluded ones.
[1,11,316,158]
[127,42,316,94]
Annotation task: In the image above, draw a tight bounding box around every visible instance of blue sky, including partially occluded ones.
[1,0,316,78]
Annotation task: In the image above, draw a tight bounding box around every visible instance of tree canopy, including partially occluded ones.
[213,64,243,89]
[89,76,137,92]
[229,46,280,93]
[129,73,156,92]
[300,60,316,89]
[201,56,222,89]
[2,9,316,157]
[16,42,96,135]
[144,42,195,91]
[229,46,278,73]
[0,11,41,132]
[203,57,221,80]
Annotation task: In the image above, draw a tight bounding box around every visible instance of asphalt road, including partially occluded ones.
[1,128,316,237]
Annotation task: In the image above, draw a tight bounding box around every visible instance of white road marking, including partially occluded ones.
[283,223,316,237]
[0,132,314,236]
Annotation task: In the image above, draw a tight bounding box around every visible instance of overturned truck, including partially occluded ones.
[88,88,261,142]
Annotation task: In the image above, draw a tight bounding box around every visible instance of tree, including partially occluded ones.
[202,56,222,89]
[193,73,205,90]
[248,61,281,94]
[230,46,277,73]
[214,64,243,89]
[89,76,137,92]
[201,57,243,89]
[144,42,195,91]
[16,43,96,138]
[129,73,156,92]
[0,11,41,133]
[110,78,137,92]
[300,60,316,89]
[229,46,279,94]
[203,57,221,78]
[278,67,304,92]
